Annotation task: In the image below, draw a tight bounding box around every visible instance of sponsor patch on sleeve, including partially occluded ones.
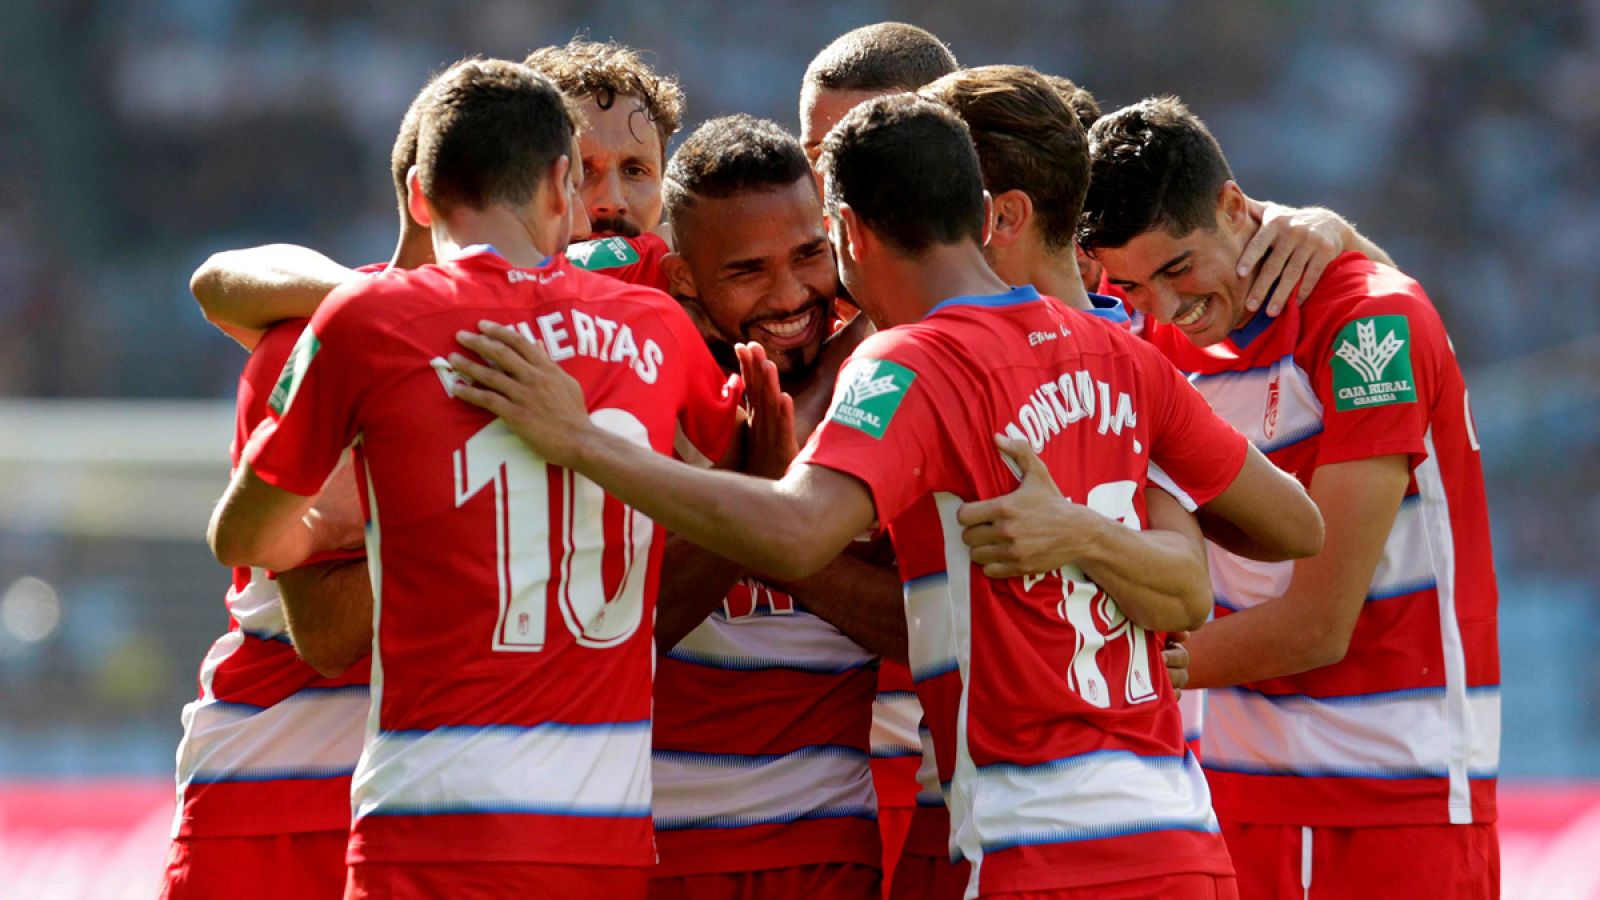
[1330,315,1415,411]
[826,357,916,439]
[565,236,640,271]
[268,329,321,416]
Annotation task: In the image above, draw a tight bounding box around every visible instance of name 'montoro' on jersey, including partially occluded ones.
[244,246,740,867]
[1143,251,1500,829]
[795,285,1241,896]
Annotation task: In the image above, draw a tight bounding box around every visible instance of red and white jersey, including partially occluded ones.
[245,246,740,866]
[651,578,881,876]
[892,292,1211,862]
[565,232,671,294]
[1145,252,1501,827]
[796,286,1242,896]
[173,317,371,840]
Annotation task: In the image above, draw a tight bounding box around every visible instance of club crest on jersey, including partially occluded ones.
[566,236,639,271]
[268,330,320,416]
[828,357,915,439]
[1331,315,1415,411]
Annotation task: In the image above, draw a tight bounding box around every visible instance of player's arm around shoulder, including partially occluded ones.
[448,322,875,581]
[1195,444,1325,562]
[190,243,361,350]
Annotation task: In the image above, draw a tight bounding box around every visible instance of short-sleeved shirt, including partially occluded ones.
[796,285,1239,896]
[1144,252,1501,828]
[174,315,372,840]
[893,291,1222,863]
[246,246,739,866]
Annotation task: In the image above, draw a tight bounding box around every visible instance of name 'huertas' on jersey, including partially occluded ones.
[503,309,665,385]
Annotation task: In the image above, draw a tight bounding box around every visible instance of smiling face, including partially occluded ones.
[576,94,665,238]
[673,177,837,378]
[1094,184,1254,347]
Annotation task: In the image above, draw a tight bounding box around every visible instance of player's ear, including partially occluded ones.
[1217,180,1249,231]
[546,155,573,222]
[837,203,867,263]
[987,190,1031,249]
[662,252,697,300]
[406,166,433,228]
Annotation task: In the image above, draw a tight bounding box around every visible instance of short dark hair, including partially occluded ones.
[524,39,685,162]
[1079,96,1235,251]
[415,58,580,214]
[663,115,813,222]
[922,65,1088,251]
[803,22,958,92]
[390,74,440,207]
[1041,73,1101,134]
[820,94,985,254]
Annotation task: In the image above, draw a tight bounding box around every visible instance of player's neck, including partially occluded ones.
[882,242,1011,325]
[432,206,560,268]
[390,222,435,271]
[1018,249,1092,311]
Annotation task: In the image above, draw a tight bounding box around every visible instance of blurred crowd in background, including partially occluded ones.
[1,0,1596,778]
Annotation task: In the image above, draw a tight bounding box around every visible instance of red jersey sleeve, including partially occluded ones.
[794,334,939,525]
[237,318,366,566]
[1137,338,1250,507]
[234,320,310,462]
[245,280,387,496]
[660,299,741,463]
[1310,291,1439,470]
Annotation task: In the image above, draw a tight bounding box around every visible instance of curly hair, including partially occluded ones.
[524,39,685,162]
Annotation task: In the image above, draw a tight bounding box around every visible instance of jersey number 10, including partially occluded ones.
[454,411,654,652]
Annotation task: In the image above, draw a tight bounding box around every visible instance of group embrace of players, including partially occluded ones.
[166,21,1502,900]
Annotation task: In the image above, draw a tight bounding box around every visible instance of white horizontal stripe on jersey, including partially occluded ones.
[354,720,652,819]
[871,690,923,758]
[1367,494,1437,600]
[969,750,1220,854]
[1207,547,1294,613]
[1146,461,1198,512]
[905,572,958,683]
[1202,685,1500,779]
[1212,494,1436,613]
[1179,688,1206,744]
[652,744,876,829]
[666,607,874,673]
[177,685,369,786]
[227,568,289,640]
[1188,354,1324,453]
